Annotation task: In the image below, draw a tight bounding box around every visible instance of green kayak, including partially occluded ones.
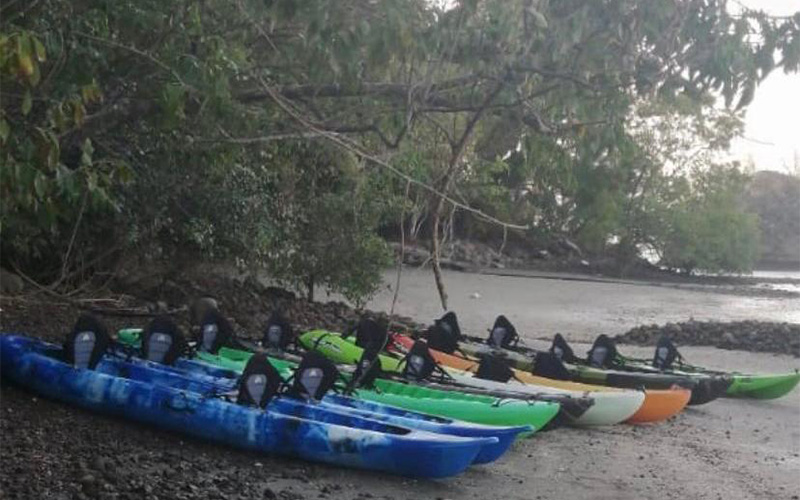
[618,355,800,400]
[300,329,403,371]
[604,335,800,400]
[116,329,560,431]
[723,373,800,399]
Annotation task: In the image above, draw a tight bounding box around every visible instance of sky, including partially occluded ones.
[728,0,800,174]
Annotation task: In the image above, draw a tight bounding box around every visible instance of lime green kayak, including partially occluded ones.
[706,371,798,399]
[116,329,560,431]
[613,344,800,400]
[300,329,403,371]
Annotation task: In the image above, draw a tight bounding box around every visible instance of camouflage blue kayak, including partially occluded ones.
[0,334,494,478]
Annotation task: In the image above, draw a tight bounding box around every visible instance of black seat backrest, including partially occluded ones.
[262,311,294,351]
[426,321,460,354]
[351,344,383,389]
[487,315,519,349]
[64,314,111,369]
[197,309,234,354]
[550,333,579,363]
[285,351,341,401]
[351,318,388,354]
[586,334,618,369]
[531,351,572,381]
[653,335,681,369]
[237,353,285,408]
[141,315,186,365]
[475,354,515,383]
[436,311,463,341]
[402,340,439,381]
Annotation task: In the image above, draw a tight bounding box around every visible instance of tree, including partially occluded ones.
[2,0,798,302]
[658,165,760,274]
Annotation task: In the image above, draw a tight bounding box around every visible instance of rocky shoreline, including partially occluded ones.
[616,320,800,358]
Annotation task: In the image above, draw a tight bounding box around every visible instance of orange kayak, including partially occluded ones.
[388,333,691,424]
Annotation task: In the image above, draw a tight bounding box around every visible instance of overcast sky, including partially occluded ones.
[728,0,800,173]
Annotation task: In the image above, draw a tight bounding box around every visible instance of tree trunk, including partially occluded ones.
[306,274,315,302]
[428,83,505,311]
[430,210,449,311]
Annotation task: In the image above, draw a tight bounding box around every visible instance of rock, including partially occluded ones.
[0,268,24,295]
[616,320,800,357]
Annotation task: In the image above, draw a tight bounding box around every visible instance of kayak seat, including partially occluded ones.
[586,335,618,368]
[428,321,460,354]
[263,311,294,351]
[63,314,111,370]
[437,312,463,340]
[197,309,234,354]
[237,353,284,408]
[531,351,572,381]
[402,340,439,381]
[550,333,579,363]
[653,335,682,370]
[351,346,383,389]
[486,315,519,349]
[141,316,186,365]
[475,355,515,383]
[349,318,388,354]
[285,351,342,401]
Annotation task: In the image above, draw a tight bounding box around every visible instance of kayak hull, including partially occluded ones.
[1,334,489,478]
[726,373,800,399]
[626,387,691,423]
[117,329,560,437]
[389,332,683,425]
[459,339,728,406]
[94,354,523,465]
[443,372,645,427]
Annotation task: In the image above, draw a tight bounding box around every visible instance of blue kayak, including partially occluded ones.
[92,354,526,464]
[0,334,494,478]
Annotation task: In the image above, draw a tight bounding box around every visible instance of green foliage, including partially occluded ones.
[2,0,797,296]
[658,166,760,274]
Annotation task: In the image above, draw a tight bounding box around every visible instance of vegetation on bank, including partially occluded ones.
[2,1,799,304]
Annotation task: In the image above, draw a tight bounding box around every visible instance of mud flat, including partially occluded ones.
[362,267,800,342]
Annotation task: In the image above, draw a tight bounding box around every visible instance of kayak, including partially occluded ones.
[116,329,561,434]
[388,333,690,424]
[724,373,800,399]
[299,330,646,427]
[0,334,491,478]
[92,353,524,465]
[458,338,727,405]
[614,349,800,400]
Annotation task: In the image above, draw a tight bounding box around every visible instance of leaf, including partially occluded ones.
[21,90,32,115]
[53,103,68,132]
[81,80,102,104]
[32,37,46,63]
[80,138,94,166]
[16,35,35,79]
[28,59,41,86]
[0,119,9,143]
[114,162,134,184]
[73,101,86,126]
[33,173,46,198]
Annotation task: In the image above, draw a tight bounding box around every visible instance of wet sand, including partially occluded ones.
[362,267,800,341]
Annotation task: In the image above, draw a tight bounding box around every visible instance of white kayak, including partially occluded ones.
[445,371,645,427]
